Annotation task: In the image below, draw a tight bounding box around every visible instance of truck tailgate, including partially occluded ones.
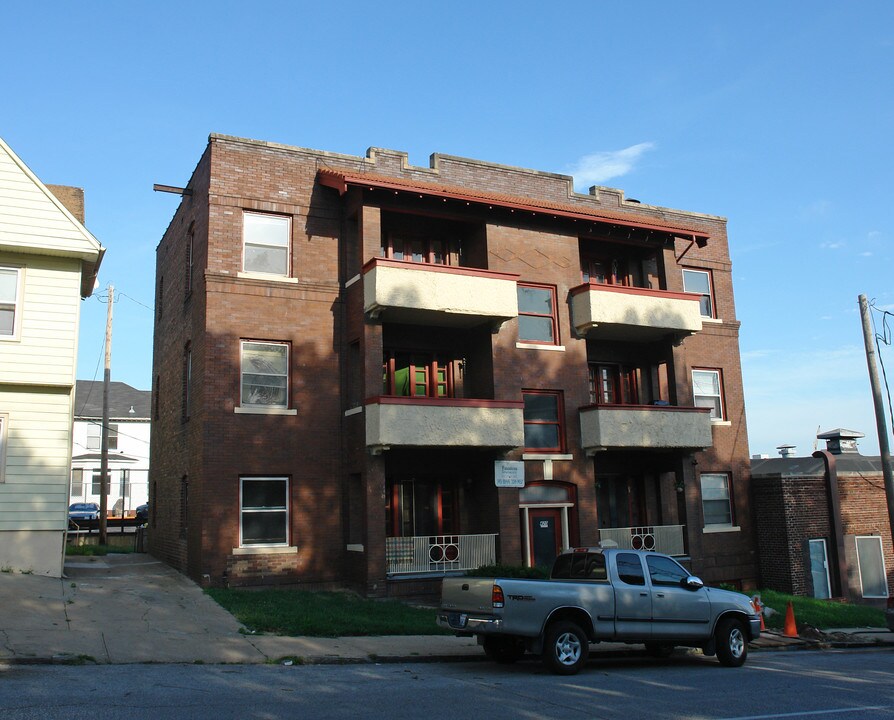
[440,577,497,613]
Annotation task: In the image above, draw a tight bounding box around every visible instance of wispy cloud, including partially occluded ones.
[820,240,845,250]
[800,199,831,220]
[569,143,655,189]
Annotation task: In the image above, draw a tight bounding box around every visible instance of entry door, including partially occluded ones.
[529,509,562,568]
[809,539,831,599]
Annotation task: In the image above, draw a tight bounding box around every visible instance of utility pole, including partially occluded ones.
[858,294,894,550]
[99,284,113,545]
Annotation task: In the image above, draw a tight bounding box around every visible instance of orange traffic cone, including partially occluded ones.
[752,596,766,631]
[783,601,798,638]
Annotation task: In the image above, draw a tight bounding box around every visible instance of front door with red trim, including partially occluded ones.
[529,508,562,568]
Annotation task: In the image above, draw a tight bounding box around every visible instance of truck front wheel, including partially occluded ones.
[482,636,526,664]
[543,621,589,675]
[715,618,748,667]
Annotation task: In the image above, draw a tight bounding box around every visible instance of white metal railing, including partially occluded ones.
[598,525,686,556]
[385,534,497,575]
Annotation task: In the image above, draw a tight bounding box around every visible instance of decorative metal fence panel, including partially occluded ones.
[386,534,498,575]
[598,525,685,556]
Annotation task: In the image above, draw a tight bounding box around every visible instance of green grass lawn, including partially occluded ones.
[206,585,886,638]
[756,590,885,630]
[206,588,452,637]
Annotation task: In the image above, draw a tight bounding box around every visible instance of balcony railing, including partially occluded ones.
[385,534,498,575]
[362,258,519,329]
[580,404,713,452]
[366,397,524,451]
[569,282,703,342]
[598,525,686,557]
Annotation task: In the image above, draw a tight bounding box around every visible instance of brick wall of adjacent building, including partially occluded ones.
[752,475,832,595]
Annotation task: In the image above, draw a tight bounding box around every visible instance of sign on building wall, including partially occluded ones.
[494,460,525,488]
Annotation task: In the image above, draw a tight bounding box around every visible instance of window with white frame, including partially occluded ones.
[241,341,289,408]
[91,470,107,496]
[0,267,21,337]
[90,423,119,451]
[71,468,84,498]
[243,212,290,276]
[855,535,889,598]
[682,268,715,318]
[700,473,733,528]
[86,423,101,451]
[240,476,289,547]
[692,368,724,420]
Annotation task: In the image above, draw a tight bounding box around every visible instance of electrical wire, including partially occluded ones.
[869,299,894,437]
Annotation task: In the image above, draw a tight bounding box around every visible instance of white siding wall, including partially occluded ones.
[0,388,73,530]
[0,144,96,254]
[0,253,81,386]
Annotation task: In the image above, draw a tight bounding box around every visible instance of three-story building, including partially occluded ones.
[150,134,757,594]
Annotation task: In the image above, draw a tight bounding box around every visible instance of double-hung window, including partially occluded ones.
[700,472,734,528]
[522,390,565,452]
[241,341,289,409]
[692,368,724,420]
[240,476,289,547]
[517,283,559,345]
[243,212,291,276]
[682,268,715,319]
[0,266,21,338]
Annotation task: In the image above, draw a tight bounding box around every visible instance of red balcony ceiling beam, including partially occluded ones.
[317,168,710,243]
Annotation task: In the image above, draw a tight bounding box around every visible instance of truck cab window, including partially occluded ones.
[616,553,645,585]
[646,554,689,587]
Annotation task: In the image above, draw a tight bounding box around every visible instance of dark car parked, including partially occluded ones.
[135,503,149,523]
[68,502,100,520]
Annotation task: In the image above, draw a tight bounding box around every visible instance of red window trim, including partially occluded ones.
[518,282,560,346]
[522,389,566,453]
[691,366,726,421]
[699,470,735,527]
[681,267,716,319]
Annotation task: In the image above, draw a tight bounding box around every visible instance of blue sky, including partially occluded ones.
[3,1,892,457]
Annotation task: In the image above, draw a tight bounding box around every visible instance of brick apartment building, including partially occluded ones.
[150,134,758,595]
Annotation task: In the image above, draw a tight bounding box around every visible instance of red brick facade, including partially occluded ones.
[752,449,893,604]
[150,134,759,594]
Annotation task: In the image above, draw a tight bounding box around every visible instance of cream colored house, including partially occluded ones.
[0,137,104,577]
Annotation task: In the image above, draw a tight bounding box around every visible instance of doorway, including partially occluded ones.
[809,538,831,599]
[529,508,562,568]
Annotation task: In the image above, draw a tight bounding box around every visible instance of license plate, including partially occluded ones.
[447,612,468,628]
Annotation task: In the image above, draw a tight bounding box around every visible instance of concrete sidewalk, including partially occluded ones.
[1,553,891,666]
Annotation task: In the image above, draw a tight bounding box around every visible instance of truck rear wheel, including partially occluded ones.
[715,618,748,667]
[482,636,526,664]
[543,621,589,675]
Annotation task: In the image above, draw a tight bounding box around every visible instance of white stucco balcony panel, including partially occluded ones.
[570,283,703,341]
[366,397,524,449]
[363,259,519,328]
[580,404,713,451]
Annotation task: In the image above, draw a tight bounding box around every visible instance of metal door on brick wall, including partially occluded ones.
[809,538,831,599]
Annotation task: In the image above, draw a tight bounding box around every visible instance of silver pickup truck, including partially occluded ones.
[437,546,761,674]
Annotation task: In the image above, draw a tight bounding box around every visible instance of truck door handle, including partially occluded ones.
[640,592,648,597]
[656,593,665,598]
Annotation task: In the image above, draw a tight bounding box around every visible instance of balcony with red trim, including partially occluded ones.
[362,258,519,329]
[580,403,713,452]
[570,282,703,342]
[365,396,524,452]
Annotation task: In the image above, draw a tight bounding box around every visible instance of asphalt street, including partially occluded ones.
[2,647,893,720]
